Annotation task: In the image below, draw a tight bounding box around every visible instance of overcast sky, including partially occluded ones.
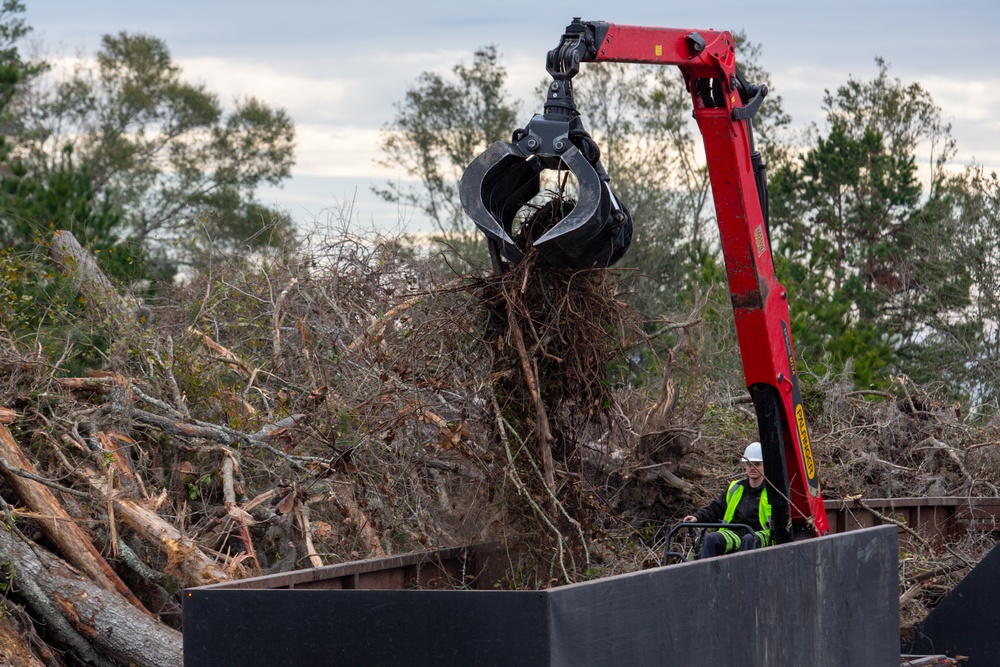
[24,1,1000,234]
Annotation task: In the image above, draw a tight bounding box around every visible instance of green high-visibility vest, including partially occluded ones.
[721,480,772,546]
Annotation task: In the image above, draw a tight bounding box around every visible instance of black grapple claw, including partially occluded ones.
[459,115,633,269]
[460,17,632,270]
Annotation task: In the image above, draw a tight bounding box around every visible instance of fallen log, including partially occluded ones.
[0,407,16,425]
[78,467,230,587]
[0,530,182,667]
[0,424,148,612]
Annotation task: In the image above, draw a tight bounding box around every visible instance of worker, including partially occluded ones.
[683,441,772,559]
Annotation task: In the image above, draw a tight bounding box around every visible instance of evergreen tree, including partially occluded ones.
[0,4,296,372]
[769,61,970,389]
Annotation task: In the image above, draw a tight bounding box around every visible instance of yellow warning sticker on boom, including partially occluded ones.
[795,404,816,480]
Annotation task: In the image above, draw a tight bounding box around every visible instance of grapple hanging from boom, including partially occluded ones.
[460,21,633,269]
[460,17,831,543]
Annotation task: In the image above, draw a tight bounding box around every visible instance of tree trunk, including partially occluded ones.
[0,531,182,667]
[0,424,148,612]
[48,230,148,326]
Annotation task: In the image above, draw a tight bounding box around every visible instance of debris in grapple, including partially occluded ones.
[462,17,831,541]
[514,196,577,255]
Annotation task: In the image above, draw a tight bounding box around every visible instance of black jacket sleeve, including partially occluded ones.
[693,486,729,523]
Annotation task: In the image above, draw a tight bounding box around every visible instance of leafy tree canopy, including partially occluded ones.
[770,60,974,392]
[15,30,297,277]
[0,3,298,373]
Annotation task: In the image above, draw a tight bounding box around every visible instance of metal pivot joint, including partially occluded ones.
[542,18,594,119]
[731,67,768,121]
[459,18,633,270]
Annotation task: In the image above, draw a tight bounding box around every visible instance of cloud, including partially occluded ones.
[26,8,1000,235]
[179,48,550,183]
[176,56,348,119]
[293,124,399,179]
[922,77,1000,125]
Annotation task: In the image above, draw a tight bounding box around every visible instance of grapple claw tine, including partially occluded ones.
[460,141,542,266]
[531,148,633,268]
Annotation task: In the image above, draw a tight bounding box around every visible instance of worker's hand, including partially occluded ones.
[683,515,697,523]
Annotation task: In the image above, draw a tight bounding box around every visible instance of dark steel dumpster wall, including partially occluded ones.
[184,526,899,667]
[548,526,899,666]
[906,541,1000,666]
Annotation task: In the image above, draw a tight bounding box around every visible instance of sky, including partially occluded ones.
[24,0,1000,236]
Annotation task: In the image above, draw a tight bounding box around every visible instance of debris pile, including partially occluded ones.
[0,227,996,663]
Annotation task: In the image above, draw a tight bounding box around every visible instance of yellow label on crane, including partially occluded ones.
[795,404,816,480]
[655,45,662,57]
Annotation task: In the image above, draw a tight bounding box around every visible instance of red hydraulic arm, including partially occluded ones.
[578,20,829,540]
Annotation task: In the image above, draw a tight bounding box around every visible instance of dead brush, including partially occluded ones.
[475,196,648,585]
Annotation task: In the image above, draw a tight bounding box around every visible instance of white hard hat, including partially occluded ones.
[743,441,763,462]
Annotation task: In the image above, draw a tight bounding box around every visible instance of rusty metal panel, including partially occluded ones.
[288,577,344,590]
[956,500,1000,532]
[824,497,1000,542]
[912,506,952,544]
[196,543,501,591]
[356,568,406,590]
